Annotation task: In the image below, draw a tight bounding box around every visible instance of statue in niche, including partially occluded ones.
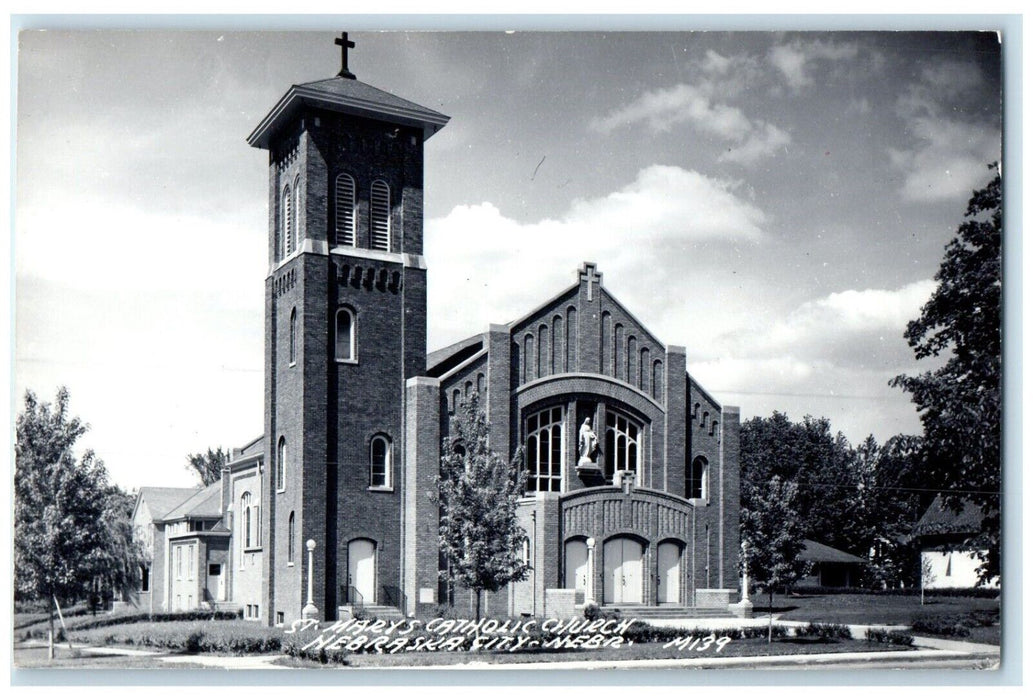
[578,417,599,466]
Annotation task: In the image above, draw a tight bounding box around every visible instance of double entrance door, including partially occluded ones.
[603,538,643,604]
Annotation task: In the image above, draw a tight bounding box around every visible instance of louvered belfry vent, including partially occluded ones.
[335,174,356,246]
[370,180,391,251]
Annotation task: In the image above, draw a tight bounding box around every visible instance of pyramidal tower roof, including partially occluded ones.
[247,33,449,149]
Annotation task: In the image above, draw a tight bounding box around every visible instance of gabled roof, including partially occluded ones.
[248,76,449,149]
[136,487,202,522]
[238,434,264,459]
[798,539,866,564]
[427,333,486,377]
[914,496,983,537]
[160,482,222,522]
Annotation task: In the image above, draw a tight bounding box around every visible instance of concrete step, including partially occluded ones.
[339,603,406,621]
[600,605,730,620]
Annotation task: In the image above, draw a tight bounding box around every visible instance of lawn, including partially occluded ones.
[279,637,913,668]
[757,592,1001,645]
[12,645,209,670]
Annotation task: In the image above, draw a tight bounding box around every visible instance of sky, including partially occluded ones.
[13,30,1002,491]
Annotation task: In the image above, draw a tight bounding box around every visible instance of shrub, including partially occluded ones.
[795,622,852,641]
[583,603,619,622]
[866,628,914,646]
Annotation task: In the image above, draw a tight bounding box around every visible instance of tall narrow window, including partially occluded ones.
[334,173,356,246]
[289,308,297,365]
[335,308,355,361]
[525,406,564,493]
[370,180,391,250]
[281,185,293,258]
[287,512,296,564]
[292,176,301,253]
[241,492,253,549]
[370,435,391,488]
[277,437,287,491]
[688,457,708,500]
[604,409,642,484]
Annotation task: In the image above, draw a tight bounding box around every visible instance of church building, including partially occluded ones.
[133,34,743,625]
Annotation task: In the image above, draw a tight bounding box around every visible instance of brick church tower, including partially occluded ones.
[247,34,449,624]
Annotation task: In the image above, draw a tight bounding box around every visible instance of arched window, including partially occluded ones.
[521,537,531,566]
[551,316,562,374]
[702,411,709,429]
[711,420,719,436]
[640,347,650,393]
[287,511,296,564]
[538,324,549,378]
[523,334,534,383]
[292,175,301,252]
[281,185,293,258]
[370,435,391,489]
[241,492,254,552]
[627,335,637,387]
[288,308,297,365]
[566,306,577,372]
[652,359,664,401]
[604,409,642,485]
[334,173,356,246]
[335,308,355,361]
[525,406,563,493]
[693,402,700,420]
[276,437,287,492]
[688,456,708,501]
[613,323,625,381]
[370,180,391,250]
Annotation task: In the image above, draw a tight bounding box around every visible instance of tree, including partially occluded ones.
[740,412,855,550]
[14,388,140,658]
[186,447,228,486]
[891,166,1002,584]
[436,394,531,620]
[742,475,807,643]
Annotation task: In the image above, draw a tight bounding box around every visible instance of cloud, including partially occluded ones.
[425,165,768,347]
[769,38,859,91]
[683,280,937,442]
[711,279,936,370]
[589,83,790,164]
[719,123,791,165]
[16,195,266,295]
[890,60,1000,202]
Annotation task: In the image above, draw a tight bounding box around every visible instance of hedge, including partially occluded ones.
[911,609,999,639]
[66,619,281,654]
[19,609,244,641]
[790,586,1000,599]
[865,628,915,646]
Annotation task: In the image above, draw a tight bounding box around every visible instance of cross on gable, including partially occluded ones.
[579,262,602,302]
[335,32,356,79]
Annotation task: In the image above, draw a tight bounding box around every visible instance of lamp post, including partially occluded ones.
[302,539,319,620]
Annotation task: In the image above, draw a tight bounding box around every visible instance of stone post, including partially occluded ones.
[585,537,596,605]
[728,540,753,618]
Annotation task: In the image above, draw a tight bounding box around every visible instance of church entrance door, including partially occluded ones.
[348,539,377,605]
[603,538,643,604]
[565,539,589,595]
[657,542,680,604]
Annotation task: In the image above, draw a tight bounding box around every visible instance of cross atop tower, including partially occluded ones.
[335,32,356,79]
